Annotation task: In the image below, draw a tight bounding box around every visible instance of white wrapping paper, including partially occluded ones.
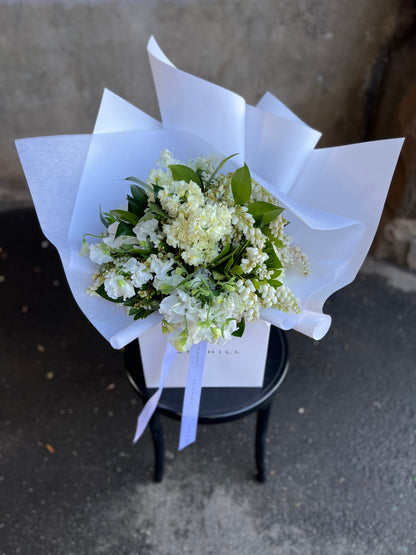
[16,37,404,352]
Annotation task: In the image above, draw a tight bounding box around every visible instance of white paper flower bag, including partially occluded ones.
[140,320,271,388]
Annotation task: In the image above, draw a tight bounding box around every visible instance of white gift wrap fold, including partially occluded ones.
[16,37,404,350]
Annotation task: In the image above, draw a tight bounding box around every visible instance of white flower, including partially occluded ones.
[156,149,176,168]
[149,254,175,276]
[122,258,152,288]
[80,239,90,257]
[103,270,135,301]
[103,222,138,249]
[133,218,161,246]
[89,243,113,264]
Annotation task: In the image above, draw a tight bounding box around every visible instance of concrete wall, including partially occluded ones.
[1,0,415,266]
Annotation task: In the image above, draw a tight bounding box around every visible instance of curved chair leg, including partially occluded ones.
[255,402,272,482]
[149,411,164,482]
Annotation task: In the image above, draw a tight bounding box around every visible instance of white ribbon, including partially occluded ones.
[132,342,177,444]
[178,341,208,450]
[132,340,208,450]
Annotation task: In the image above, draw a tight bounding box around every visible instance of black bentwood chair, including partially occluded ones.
[124,325,289,482]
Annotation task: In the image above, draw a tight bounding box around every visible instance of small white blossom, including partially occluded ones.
[104,270,135,301]
[133,218,161,246]
[122,258,153,288]
[89,243,113,264]
[102,222,137,249]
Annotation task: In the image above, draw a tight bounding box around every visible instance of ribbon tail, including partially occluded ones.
[178,341,208,450]
[132,343,177,444]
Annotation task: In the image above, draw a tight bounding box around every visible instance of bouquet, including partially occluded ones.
[83,150,309,352]
[16,37,404,448]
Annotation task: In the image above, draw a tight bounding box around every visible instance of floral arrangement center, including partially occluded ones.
[82,150,310,351]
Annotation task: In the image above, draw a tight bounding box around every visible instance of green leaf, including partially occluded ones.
[130,307,155,320]
[232,317,245,337]
[231,164,252,205]
[169,164,203,187]
[247,201,284,227]
[130,184,148,203]
[148,202,169,219]
[262,226,283,248]
[270,269,282,280]
[205,153,239,188]
[251,278,260,290]
[127,247,153,256]
[125,176,150,190]
[209,239,231,267]
[95,284,124,303]
[109,209,139,225]
[115,221,135,238]
[153,184,163,200]
[212,270,225,280]
[127,197,146,219]
[231,240,250,265]
[99,206,111,228]
[230,265,243,276]
[268,279,283,288]
[264,240,283,270]
[139,212,159,223]
[224,254,235,271]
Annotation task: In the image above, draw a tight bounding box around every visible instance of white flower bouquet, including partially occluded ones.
[16,37,403,447]
[83,150,309,352]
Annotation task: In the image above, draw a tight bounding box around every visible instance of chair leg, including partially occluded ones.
[149,411,164,482]
[255,403,272,482]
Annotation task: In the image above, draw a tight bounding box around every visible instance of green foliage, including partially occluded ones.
[232,317,245,337]
[127,184,148,218]
[108,209,139,225]
[247,201,284,227]
[169,164,203,187]
[124,176,150,190]
[148,202,169,219]
[114,221,135,238]
[99,206,111,228]
[231,163,252,205]
[264,240,283,270]
[262,226,283,248]
[205,153,238,188]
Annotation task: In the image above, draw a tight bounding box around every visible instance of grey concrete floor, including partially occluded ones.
[1,208,416,555]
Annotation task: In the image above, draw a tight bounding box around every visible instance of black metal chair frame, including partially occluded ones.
[124,325,289,483]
